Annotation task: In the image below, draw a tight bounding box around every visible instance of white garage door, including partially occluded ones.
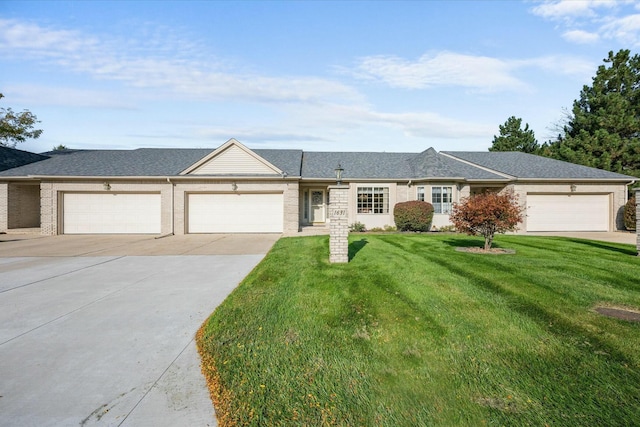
[526,194,609,232]
[63,193,161,234]
[188,193,283,233]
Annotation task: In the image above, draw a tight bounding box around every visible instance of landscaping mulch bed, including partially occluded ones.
[455,247,516,255]
[595,306,640,322]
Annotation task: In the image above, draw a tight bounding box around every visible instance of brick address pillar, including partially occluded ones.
[329,185,349,263]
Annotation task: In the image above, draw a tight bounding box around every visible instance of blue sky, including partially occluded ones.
[2,1,640,154]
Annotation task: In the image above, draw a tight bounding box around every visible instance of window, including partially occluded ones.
[303,190,309,220]
[357,187,389,214]
[432,186,453,214]
[417,186,425,201]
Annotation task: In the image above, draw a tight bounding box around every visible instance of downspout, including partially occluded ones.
[626,180,637,202]
[156,178,175,238]
[168,177,174,235]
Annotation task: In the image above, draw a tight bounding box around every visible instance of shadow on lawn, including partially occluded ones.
[349,238,368,261]
[563,238,638,256]
[442,238,506,249]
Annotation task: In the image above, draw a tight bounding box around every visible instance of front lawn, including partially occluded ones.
[197,234,640,426]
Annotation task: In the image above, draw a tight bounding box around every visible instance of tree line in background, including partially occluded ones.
[491,49,640,181]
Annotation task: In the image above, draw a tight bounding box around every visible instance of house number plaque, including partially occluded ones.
[331,209,347,217]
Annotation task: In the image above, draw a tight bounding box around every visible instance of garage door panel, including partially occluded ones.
[527,194,609,232]
[63,193,161,234]
[188,193,283,233]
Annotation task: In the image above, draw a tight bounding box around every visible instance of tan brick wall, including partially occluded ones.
[329,185,349,263]
[7,184,40,228]
[0,183,8,232]
[39,180,172,235]
[350,182,398,230]
[512,182,628,232]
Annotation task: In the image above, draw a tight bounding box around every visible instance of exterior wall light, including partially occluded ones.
[103,182,111,191]
[570,184,577,192]
[231,182,238,191]
[335,164,344,185]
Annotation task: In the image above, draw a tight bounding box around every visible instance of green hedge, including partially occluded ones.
[393,201,434,232]
[624,195,636,231]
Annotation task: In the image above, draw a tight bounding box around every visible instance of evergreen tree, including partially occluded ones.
[543,50,640,177]
[489,116,539,153]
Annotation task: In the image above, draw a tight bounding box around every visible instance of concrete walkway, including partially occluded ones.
[0,234,280,427]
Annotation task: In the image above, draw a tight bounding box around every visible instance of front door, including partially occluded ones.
[309,189,326,223]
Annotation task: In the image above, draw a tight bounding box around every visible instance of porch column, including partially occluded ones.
[329,185,349,263]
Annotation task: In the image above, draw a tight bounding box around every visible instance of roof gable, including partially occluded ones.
[0,146,49,172]
[442,151,636,180]
[181,138,282,176]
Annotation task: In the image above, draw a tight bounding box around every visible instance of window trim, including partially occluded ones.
[357,186,389,214]
[431,186,453,214]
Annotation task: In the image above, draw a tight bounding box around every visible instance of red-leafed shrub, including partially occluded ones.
[393,201,434,232]
[450,190,523,250]
[624,195,636,231]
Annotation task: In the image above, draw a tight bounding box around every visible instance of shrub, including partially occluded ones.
[450,190,523,250]
[393,201,434,232]
[438,225,457,233]
[624,195,636,231]
[383,224,397,232]
[349,222,366,232]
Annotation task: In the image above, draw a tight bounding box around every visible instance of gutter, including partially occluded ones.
[18,175,302,181]
[167,177,174,236]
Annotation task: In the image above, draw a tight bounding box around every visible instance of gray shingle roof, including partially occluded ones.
[0,145,634,182]
[0,146,49,172]
[0,148,303,177]
[302,151,414,179]
[442,151,636,180]
[254,149,303,176]
[301,148,506,180]
[409,148,506,180]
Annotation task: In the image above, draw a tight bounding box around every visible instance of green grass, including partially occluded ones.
[197,234,640,426]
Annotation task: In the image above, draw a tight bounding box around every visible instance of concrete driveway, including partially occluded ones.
[525,231,637,245]
[0,234,280,427]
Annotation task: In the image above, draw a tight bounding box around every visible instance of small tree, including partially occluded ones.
[0,94,43,147]
[450,190,523,250]
[624,195,636,231]
[393,201,434,232]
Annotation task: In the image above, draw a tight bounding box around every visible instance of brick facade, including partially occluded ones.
[7,184,40,228]
[0,183,7,232]
[511,182,628,232]
[30,178,299,236]
[329,185,349,263]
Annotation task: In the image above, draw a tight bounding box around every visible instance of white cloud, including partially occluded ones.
[600,13,640,45]
[4,84,137,109]
[562,29,601,43]
[516,55,595,78]
[0,19,360,106]
[351,52,527,92]
[530,1,640,46]
[531,0,619,21]
[285,102,494,141]
[350,51,592,93]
